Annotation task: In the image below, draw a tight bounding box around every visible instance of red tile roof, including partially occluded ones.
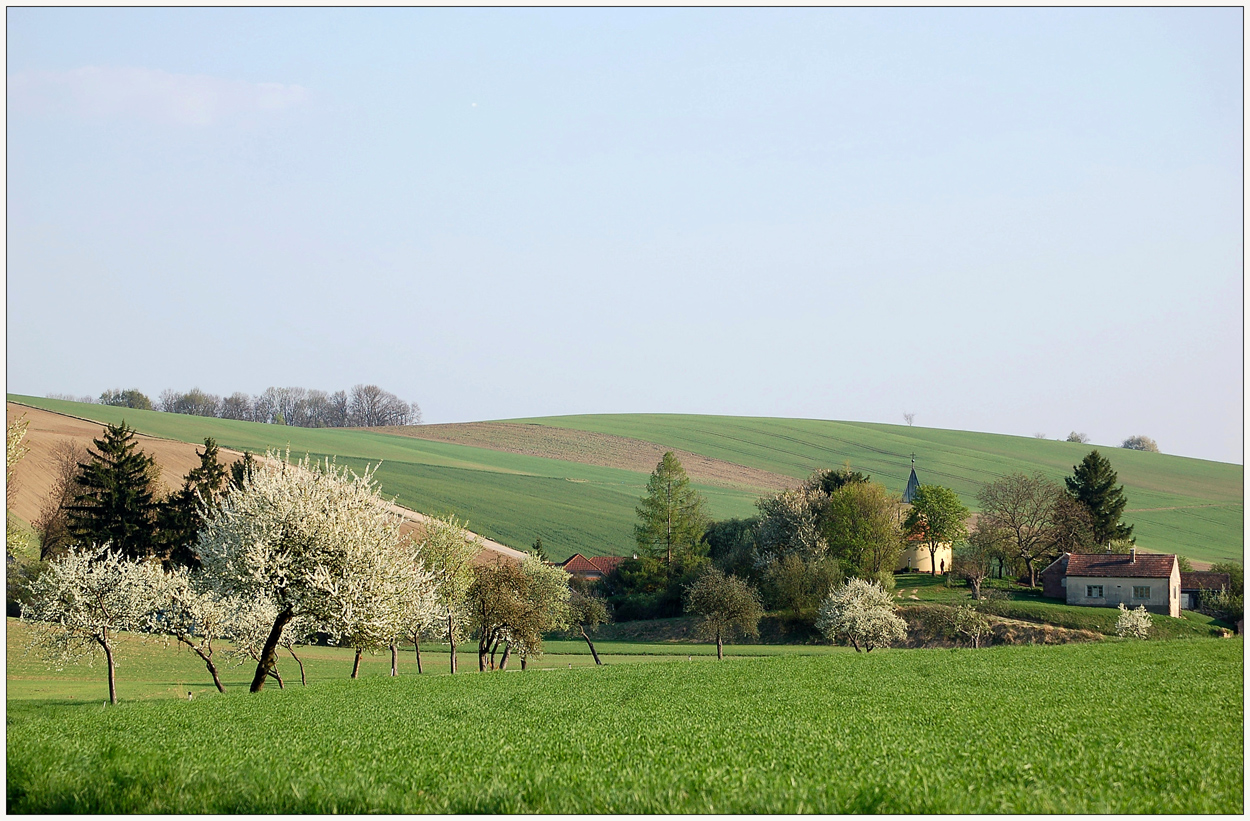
[1181,572,1232,591]
[558,553,629,575]
[1064,553,1177,579]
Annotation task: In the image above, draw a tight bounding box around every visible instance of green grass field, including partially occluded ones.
[7,633,1242,813]
[10,396,1241,563]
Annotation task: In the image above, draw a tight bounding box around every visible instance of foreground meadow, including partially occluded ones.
[8,638,1242,813]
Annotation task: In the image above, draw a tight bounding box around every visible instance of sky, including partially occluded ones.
[6,8,1243,464]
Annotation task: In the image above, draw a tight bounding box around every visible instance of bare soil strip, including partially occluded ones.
[7,403,521,564]
[367,421,799,492]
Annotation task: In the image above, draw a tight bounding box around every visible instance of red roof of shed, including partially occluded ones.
[558,553,628,575]
[1180,572,1231,592]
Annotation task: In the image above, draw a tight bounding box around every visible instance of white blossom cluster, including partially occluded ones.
[1116,603,1152,639]
[21,548,169,669]
[23,449,444,697]
[816,577,908,652]
[196,450,438,653]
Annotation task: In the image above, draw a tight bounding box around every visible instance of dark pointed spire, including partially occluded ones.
[903,454,920,503]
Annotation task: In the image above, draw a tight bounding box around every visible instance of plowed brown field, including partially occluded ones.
[6,403,523,564]
[368,421,798,492]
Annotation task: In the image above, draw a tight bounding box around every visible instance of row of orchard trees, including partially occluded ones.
[20,445,594,703]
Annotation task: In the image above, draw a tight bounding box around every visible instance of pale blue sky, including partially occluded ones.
[7,8,1243,463]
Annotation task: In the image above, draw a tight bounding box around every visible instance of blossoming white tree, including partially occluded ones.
[387,542,439,676]
[1116,603,1152,639]
[197,451,416,692]
[159,570,236,692]
[327,534,436,679]
[22,548,169,704]
[418,514,481,674]
[816,577,908,653]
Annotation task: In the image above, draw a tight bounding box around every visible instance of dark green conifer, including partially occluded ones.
[66,422,160,560]
[157,438,228,569]
[1065,450,1133,545]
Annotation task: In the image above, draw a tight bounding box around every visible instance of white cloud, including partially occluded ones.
[8,66,309,126]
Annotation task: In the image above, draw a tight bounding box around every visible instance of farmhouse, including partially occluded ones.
[556,553,627,581]
[1040,549,1181,617]
[1179,571,1231,611]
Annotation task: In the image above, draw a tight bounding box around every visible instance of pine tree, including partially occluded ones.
[65,422,161,560]
[635,452,711,571]
[230,451,257,491]
[156,438,228,568]
[529,536,551,563]
[1065,450,1133,545]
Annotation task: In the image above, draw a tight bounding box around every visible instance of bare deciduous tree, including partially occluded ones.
[348,384,417,427]
[33,439,89,561]
[219,392,253,421]
[903,412,915,426]
[976,472,1069,587]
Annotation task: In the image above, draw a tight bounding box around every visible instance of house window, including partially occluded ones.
[1133,586,1151,600]
[1086,585,1104,598]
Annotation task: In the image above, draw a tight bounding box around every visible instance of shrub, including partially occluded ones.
[816,578,907,652]
[1115,603,1152,639]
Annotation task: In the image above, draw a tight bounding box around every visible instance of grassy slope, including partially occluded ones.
[7,638,1242,813]
[510,414,1244,563]
[7,396,758,560]
[11,396,1241,563]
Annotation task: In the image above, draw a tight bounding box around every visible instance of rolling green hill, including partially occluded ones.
[8,396,1242,564]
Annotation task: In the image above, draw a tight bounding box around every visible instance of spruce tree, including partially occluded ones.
[230,451,257,491]
[1065,450,1133,546]
[66,422,160,560]
[156,438,228,568]
[635,452,711,571]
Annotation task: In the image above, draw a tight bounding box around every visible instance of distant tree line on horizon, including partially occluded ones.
[46,384,420,428]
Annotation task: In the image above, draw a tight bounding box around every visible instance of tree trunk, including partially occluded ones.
[520,654,527,670]
[414,638,423,674]
[250,605,293,693]
[1027,560,1037,588]
[850,637,862,653]
[390,643,398,676]
[288,646,306,686]
[478,636,489,672]
[580,625,603,665]
[499,642,511,671]
[972,578,982,600]
[489,637,500,670]
[196,648,226,693]
[99,631,117,705]
[182,636,227,694]
[447,615,457,674]
[351,647,363,679]
[716,629,723,661]
[929,544,938,575]
[270,666,285,689]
